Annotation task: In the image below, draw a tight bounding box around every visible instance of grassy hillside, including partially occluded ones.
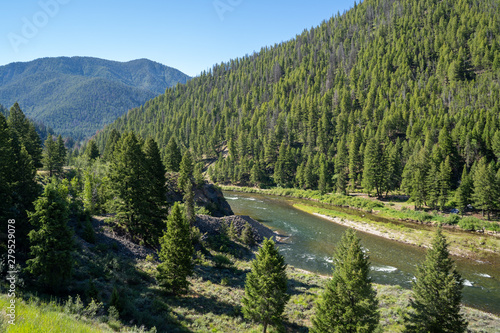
[1,215,498,332]
[0,57,191,139]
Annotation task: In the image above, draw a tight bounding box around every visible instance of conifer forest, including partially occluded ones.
[1,0,500,332]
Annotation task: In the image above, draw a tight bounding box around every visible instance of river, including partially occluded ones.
[223,191,500,315]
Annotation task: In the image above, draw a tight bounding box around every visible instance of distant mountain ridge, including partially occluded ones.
[0,57,191,139]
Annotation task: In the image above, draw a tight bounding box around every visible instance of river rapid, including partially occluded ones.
[223,191,500,315]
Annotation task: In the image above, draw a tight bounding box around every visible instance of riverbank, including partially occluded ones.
[220,186,500,234]
[221,186,500,262]
[294,203,500,262]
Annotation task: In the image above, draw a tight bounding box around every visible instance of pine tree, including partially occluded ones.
[312,229,379,333]
[55,134,66,174]
[242,238,289,333]
[165,137,182,172]
[348,129,362,190]
[86,140,100,160]
[404,227,467,333]
[241,222,255,246]
[7,102,42,167]
[42,136,58,177]
[157,202,194,294]
[143,138,167,245]
[439,157,452,210]
[335,138,348,194]
[472,157,497,219]
[108,132,148,239]
[27,181,74,290]
[0,113,14,231]
[178,150,194,191]
[318,154,329,194]
[103,129,121,161]
[362,137,386,198]
[1,113,39,251]
[456,166,473,215]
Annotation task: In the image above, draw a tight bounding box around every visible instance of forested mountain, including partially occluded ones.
[0,57,190,139]
[94,0,500,210]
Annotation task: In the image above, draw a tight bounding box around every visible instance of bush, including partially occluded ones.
[212,254,233,269]
[444,214,460,225]
[458,216,483,231]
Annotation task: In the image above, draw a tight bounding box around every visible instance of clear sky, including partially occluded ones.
[1,0,358,77]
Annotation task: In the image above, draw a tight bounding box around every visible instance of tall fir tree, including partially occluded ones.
[312,229,379,333]
[86,140,100,160]
[27,181,74,290]
[157,202,194,294]
[55,134,67,174]
[404,227,467,333]
[143,138,167,245]
[335,137,348,195]
[42,136,58,177]
[7,102,42,168]
[164,137,182,172]
[108,132,148,239]
[103,129,121,161]
[438,157,452,210]
[472,157,498,219]
[178,150,194,191]
[362,137,386,198]
[348,129,362,190]
[242,238,289,333]
[455,166,473,215]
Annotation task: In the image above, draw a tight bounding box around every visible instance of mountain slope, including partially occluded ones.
[94,0,499,198]
[0,57,191,139]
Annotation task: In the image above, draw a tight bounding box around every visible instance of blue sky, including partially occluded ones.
[1,0,358,77]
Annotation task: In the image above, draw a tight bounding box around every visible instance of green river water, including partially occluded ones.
[223,191,500,315]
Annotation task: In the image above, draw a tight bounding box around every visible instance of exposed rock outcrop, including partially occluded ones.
[194,214,276,243]
[165,173,233,217]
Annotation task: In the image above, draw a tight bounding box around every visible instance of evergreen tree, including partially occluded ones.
[335,138,348,195]
[404,227,467,333]
[103,129,121,161]
[165,137,182,172]
[362,137,386,198]
[27,181,74,290]
[7,102,42,168]
[178,150,194,191]
[455,166,473,215]
[241,222,255,246]
[0,114,14,231]
[42,136,58,177]
[242,238,289,333]
[439,157,452,210]
[348,129,362,190]
[108,132,149,239]
[1,113,39,251]
[472,157,498,219]
[318,154,329,194]
[385,139,402,194]
[55,134,66,174]
[157,202,194,294]
[86,140,100,160]
[143,138,167,245]
[312,229,379,333]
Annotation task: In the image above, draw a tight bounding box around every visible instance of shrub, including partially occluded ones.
[444,214,460,225]
[212,254,233,269]
[458,216,483,231]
